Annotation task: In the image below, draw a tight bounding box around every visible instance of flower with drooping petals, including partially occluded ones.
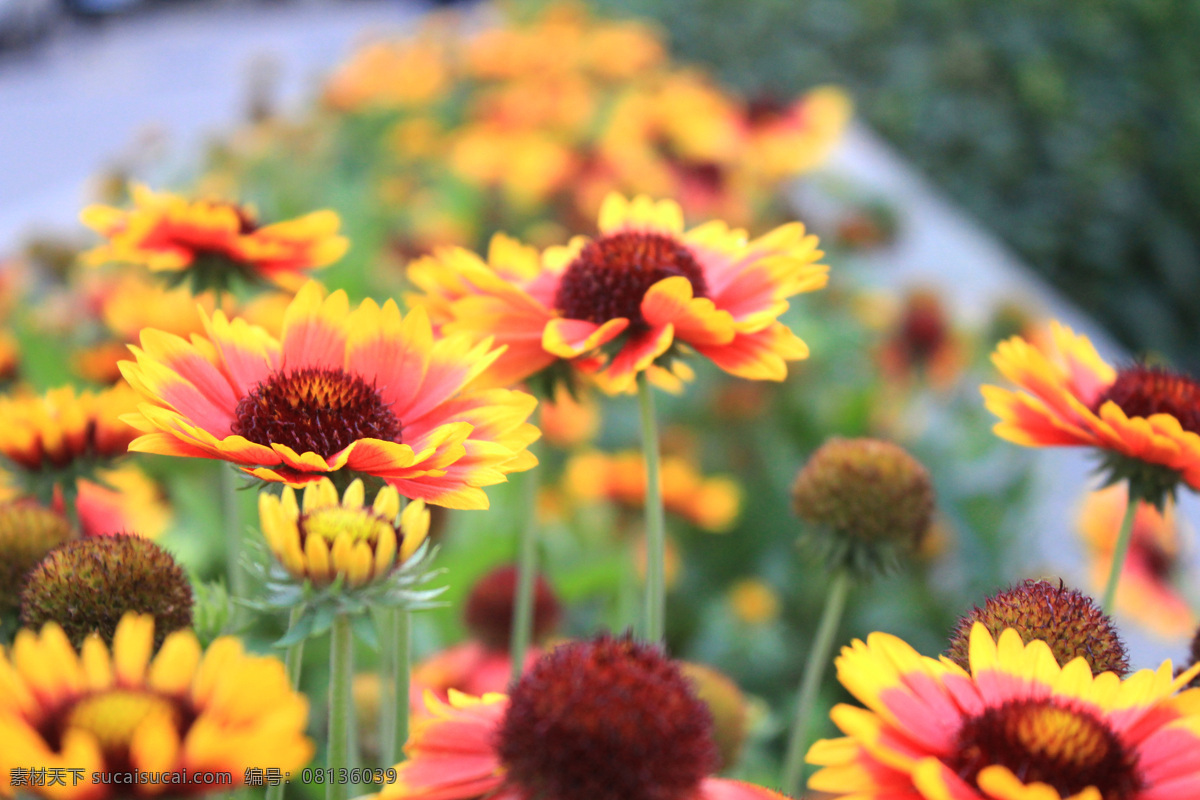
[376,635,787,800]
[81,184,348,292]
[1078,483,1196,638]
[983,321,1200,507]
[0,384,139,502]
[119,281,539,508]
[258,477,428,589]
[808,622,1200,800]
[0,613,313,799]
[407,194,826,394]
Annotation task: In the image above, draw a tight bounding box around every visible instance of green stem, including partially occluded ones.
[266,605,306,800]
[387,608,411,765]
[510,444,541,683]
[1101,483,1142,614]
[218,464,246,606]
[636,373,666,644]
[378,609,395,766]
[327,614,354,800]
[283,604,307,688]
[781,568,852,796]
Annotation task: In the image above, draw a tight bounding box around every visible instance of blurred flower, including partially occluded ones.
[322,36,451,112]
[19,534,193,649]
[680,661,749,771]
[258,477,428,589]
[449,124,578,209]
[565,450,741,532]
[791,437,934,578]
[0,330,19,386]
[0,502,73,618]
[0,384,139,503]
[1,464,171,541]
[1078,483,1196,638]
[984,321,1200,508]
[738,87,852,182]
[464,564,562,651]
[538,384,600,448]
[727,578,781,626]
[876,288,965,389]
[120,281,539,507]
[946,578,1128,676]
[808,623,1200,800]
[80,184,348,292]
[0,614,312,797]
[410,194,826,394]
[377,635,786,800]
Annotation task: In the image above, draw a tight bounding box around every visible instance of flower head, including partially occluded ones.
[0,613,313,799]
[377,635,787,800]
[407,194,826,395]
[984,322,1200,507]
[258,477,428,589]
[1078,483,1195,638]
[20,534,193,649]
[791,437,934,577]
[947,579,1128,676]
[464,564,561,651]
[81,184,348,292]
[0,502,73,617]
[0,384,139,503]
[120,281,539,509]
[808,623,1200,800]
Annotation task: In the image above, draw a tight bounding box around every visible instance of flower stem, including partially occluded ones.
[327,613,354,800]
[266,605,306,800]
[637,373,666,644]
[781,568,852,796]
[1101,483,1141,614]
[380,607,411,766]
[218,464,246,607]
[510,444,541,683]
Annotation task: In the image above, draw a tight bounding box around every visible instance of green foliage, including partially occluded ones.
[591,0,1200,373]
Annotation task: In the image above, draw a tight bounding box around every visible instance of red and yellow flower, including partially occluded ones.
[1078,483,1195,638]
[807,623,1200,800]
[377,636,787,800]
[0,613,313,799]
[408,194,826,394]
[984,322,1200,505]
[81,184,348,290]
[119,281,539,509]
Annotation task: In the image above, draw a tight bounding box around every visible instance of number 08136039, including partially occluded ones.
[300,768,398,785]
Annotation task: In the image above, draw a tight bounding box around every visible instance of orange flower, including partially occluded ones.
[1078,483,1195,638]
[565,450,741,532]
[119,281,539,509]
[538,384,600,448]
[408,194,826,394]
[876,288,966,390]
[984,321,1200,506]
[322,36,450,112]
[738,87,852,181]
[81,184,348,291]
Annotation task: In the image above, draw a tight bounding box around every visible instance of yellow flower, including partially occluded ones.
[0,613,313,798]
[258,477,429,589]
[808,623,1200,800]
[727,579,780,626]
[322,36,450,112]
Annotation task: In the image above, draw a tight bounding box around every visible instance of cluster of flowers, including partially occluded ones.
[0,4,1199,800]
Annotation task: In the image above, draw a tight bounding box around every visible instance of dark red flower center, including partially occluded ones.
[1093,365,1200,435]
[949,698,1141,800]
[464,564,562,651]
[231,367,401,457]
[553,231,708,334]
[497,635,717,800]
